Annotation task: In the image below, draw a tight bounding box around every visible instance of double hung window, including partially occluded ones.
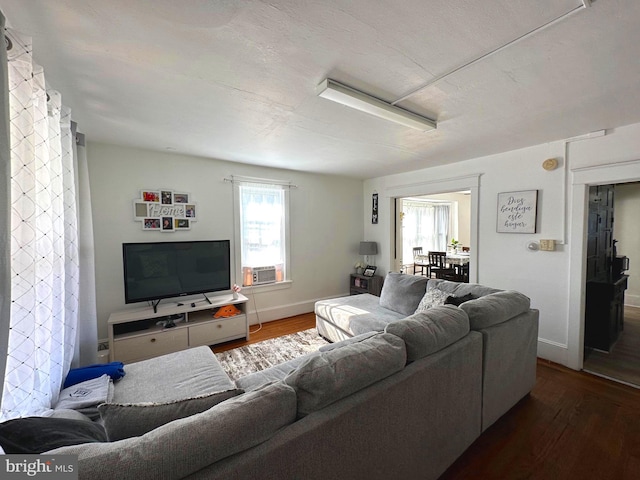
[236,181,289,286]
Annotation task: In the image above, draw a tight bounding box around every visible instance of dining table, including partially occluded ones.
[445,252,470,266]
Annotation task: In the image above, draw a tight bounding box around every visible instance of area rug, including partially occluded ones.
[215,328,329,381]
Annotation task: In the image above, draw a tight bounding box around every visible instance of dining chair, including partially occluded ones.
[413,247,429,276]
[428,251,455,279]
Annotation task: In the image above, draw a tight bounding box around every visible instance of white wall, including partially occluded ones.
[87,142,363,339]
[365,121,640,369]
[614,183,640,306]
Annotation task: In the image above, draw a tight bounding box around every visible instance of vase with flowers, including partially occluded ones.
[354,261,365,275]
[232,284,242,300]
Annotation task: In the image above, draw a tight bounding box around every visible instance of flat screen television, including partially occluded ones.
[123,240,231,309]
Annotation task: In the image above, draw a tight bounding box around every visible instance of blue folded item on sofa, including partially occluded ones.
[63,362,126,388]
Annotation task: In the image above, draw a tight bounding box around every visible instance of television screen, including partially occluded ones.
[123,240,231,304]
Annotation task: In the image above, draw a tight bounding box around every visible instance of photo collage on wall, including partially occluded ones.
[133,189,197,232]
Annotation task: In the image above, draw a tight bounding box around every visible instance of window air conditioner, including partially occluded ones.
[251,266,277,285]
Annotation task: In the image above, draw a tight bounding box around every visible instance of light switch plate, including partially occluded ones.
[540,239,556,251]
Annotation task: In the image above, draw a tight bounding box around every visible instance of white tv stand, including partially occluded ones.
[107,293,248,363]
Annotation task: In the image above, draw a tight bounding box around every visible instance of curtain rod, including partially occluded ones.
[223,175,298,188]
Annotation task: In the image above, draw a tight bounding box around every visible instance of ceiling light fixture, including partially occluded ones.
[316,79,436,132]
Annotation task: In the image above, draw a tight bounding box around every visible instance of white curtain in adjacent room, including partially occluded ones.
[402,199,450,263]
[0,28,80,420]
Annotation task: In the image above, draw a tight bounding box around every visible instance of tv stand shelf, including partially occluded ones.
[108,293,248,363]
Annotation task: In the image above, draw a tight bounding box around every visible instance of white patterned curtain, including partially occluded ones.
[0,28,80,420]
[402,199,450,263]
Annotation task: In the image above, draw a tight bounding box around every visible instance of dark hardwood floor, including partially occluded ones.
[583,305,640,387]
[210,312,316,353]
[212,313,640,479]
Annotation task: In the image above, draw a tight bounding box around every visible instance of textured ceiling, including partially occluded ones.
[1,0,638,179]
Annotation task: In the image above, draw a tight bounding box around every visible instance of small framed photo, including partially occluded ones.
[133,201,148,220]
[185,204,196,218]
[363,265,377,277]
[161,216,174,231]
[142,218,161,230]
[173,193,189,204]
[174,218,190,230]
[161,190,173,205]
[142,190,160,202]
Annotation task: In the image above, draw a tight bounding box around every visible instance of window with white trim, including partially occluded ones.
[236,181,290,286]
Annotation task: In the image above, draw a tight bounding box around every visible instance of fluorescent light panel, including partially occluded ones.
[316,79,436,132]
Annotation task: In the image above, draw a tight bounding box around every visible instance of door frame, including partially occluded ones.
[567,159,640,369]
[385,174,480,284]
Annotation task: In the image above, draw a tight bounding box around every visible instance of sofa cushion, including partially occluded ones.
[379,273,428,316]
[285,332,406,417]
[0,417,107,454]
[48,382,297,479]
[415,287,449,313]
[460,290,531,330]
[98,388,243,441]
[427,279,501,298]
[235,354,318,391]
[384,305,470,362]
[112,346,235,404]
[315,293,406,336]
[318,330,378,352]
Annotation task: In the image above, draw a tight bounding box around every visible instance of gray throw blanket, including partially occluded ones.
[55,374,112,410]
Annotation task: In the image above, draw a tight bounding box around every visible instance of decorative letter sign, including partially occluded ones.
[496,190,537,233]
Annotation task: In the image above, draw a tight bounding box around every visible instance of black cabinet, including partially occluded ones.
[350,274,383,296]
[584,184,629,353]
[586,185,615,282]
[585,275,628,352]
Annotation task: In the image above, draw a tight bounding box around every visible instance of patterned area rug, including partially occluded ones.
[215,328,329,381]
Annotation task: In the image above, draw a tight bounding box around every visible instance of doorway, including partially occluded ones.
[395,191,471,275]
[582,181,640,387]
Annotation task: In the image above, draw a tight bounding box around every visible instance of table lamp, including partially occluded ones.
[359,241,378,265]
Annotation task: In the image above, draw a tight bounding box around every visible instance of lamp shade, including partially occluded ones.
[359,241,378,255]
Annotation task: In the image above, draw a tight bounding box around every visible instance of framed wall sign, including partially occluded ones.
[372,193,378,224]
[496,190,538,233]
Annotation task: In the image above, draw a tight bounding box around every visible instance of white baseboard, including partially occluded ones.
[625,293,640,307]
[537,338,569,367]
[245,293,350,326]
[245,300,316,326]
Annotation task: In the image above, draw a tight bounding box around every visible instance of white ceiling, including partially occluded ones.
[1,0,639,179]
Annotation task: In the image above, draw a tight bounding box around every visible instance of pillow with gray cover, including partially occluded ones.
[385,305,470,362]
[459,290,531,330]
[285,332,406,417]
[379,272,428,316]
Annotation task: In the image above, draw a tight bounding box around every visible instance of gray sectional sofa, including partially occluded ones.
[46,273,538,480]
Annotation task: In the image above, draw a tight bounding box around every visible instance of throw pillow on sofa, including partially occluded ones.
[98,388,243,441]
[379,272,428,316]
[415,287,449,313]
[0,416,107,454]
[444,293,476,306]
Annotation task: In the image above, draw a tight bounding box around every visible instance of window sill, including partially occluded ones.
[241,280,292,294]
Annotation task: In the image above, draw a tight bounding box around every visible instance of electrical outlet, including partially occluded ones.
[540,239,556,251]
